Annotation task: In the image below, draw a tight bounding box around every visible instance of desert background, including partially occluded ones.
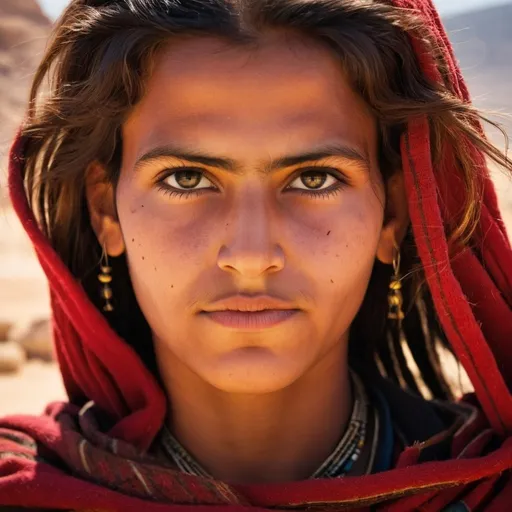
[1,0,512,416]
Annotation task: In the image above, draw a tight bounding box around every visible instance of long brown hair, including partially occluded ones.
[20,0,511,399]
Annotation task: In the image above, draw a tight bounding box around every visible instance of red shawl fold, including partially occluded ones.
[1,0,512,510]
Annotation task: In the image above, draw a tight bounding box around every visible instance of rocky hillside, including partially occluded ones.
[0,0,51,171]
[443,3,512,226]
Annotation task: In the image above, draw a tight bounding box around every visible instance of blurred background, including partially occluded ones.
[0,0,511,415]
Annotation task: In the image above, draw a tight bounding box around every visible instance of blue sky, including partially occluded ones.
[39,0,512,20]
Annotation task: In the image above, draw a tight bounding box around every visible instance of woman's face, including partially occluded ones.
[91,32,402,393]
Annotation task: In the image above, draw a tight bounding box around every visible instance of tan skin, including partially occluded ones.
[87,31,409,484]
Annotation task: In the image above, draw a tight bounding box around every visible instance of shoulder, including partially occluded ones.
[363,373,452,438]
[364,373,479,462]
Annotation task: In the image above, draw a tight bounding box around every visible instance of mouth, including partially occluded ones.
[200,294,300,329]
[200,309,299,329]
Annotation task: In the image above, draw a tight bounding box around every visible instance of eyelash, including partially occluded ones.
[155,166,348,199]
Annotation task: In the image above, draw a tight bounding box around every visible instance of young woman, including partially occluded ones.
[1,0,512,509]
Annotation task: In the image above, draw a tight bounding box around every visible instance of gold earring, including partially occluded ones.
[98,246,114,312]
[388,244,404,324]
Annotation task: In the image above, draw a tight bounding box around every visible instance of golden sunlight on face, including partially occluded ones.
[117,32,386,393]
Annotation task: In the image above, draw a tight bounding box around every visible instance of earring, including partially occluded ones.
[388,244,404,324]
[98,246,114,312]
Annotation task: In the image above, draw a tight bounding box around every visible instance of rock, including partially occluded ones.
[0,340,26,373]
[0,0,49,27]
[0,322,12,341]
[0,0,51,206]
[11,318,54,362]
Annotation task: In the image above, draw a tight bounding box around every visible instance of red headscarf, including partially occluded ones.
[2,0,512,510]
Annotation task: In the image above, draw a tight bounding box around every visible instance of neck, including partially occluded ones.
[156,343,352,484]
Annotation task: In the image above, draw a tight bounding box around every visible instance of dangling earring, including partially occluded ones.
[388,243,404,325]
[98,246,114,312]
[385,244,423,395]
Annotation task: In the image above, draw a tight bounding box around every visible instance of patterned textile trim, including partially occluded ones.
[0,429,46,464]
[56,402,250,506]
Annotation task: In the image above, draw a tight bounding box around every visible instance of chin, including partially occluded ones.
[202,347,305,394]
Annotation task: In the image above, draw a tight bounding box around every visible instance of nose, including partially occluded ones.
[217,193,285,278]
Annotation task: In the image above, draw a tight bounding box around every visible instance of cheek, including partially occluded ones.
[117,169,217,264]
[315,190,383,333]
[114,183,220,334]
[288,187,384,282]
[120,214,214,279]
[287,186,384,330]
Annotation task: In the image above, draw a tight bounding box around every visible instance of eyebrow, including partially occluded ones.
[134,142,370,174]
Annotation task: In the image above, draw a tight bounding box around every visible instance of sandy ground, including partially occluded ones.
[0,205,66,415]
[0,165,512,417]
[0,360,66,416]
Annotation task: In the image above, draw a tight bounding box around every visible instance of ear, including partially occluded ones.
[85,161,125,257]
[375,171,410,265]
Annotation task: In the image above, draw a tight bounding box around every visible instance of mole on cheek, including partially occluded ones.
[327,230,331,236]
[129,204,145,214]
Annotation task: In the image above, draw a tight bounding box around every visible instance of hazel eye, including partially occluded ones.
[288,170,339,190]
[163,170,213,190]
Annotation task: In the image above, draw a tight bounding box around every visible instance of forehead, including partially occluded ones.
[124,32,376,158]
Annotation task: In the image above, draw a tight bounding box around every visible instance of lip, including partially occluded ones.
[202,294,297,313]
[200,294,300,329]
[201,309,299,329]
